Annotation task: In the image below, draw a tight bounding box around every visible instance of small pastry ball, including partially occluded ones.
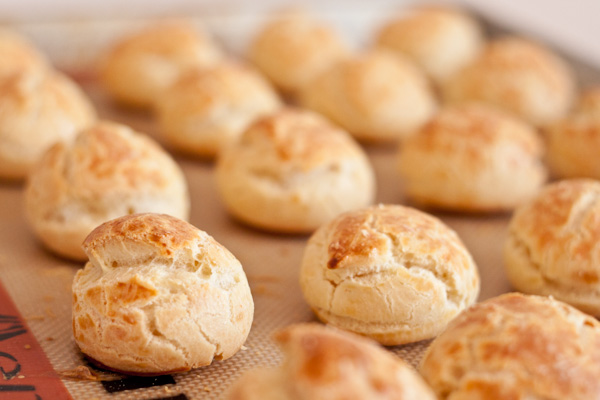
[73,213,253,375]
[216,109,375,233]
[504,179,600,315]
[300,50,437,142]
[420,293,600,400]
[0,28,48,79]
[443,37,575,126]
[248,11,347,96]
[156,61,282,159]
[375,6,483,84]
[398,104,547,212]
[546,88,600,179]
[0,69,96,181]
[228,324,436,400]
[100,21,222,109]
[24,121,190,261]
[300,204,480,345]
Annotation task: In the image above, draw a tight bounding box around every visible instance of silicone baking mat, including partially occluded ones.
[1,13,599,400]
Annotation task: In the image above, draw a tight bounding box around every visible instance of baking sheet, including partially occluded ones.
[1,12,599,400]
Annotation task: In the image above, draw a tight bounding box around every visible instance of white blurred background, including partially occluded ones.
[1,0,599,71]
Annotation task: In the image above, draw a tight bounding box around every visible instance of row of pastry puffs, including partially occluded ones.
[1,4,600,399]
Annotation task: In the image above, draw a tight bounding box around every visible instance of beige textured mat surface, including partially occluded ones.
[1,16,599,400]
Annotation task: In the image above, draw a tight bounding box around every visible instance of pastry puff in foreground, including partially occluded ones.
[420,293,600,400]
[72,213,254,375]
[300,204,480,345]
[227,323,436,400]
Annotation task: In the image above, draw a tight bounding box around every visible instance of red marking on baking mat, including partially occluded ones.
[0,280,73,400]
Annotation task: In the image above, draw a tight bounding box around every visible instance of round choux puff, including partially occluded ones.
[375,5,483,85]
[24,121,189,261]
[248,10,347,96]
[0,69,96,181]
[299,50,437,142]
[100,21,222,109]
[155,61,282,159]
[546,88,600,179]
[227,323,436,400]
[504,179,600,316]
[420,293,600,400]
[216,108,375,233]
[398,103,547,212]
[300,204,480,345]
[72,213,254,375]
[442,37,575,126]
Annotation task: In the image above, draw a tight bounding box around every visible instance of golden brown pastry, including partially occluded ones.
[0,27,48,80]
[248,11,347,96]
[100,21,222,109]
[24,121,189,261]
[420,292,600,400]
[155,61,281,159]
[546,88,600,179]
[375,5,483,84]
[300,204,479,345]
[227,323,436,400]
[398,103,547,212]
[504,179,600,315]
[300,50,437,142]
[0,69,96,181]
[73,213,253,375]
[216,108,375,233]
[443,37,575,126]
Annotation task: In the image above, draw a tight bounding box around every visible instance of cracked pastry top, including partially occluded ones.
[227,323,436,400]
[72,213,254,375]
[398,103,547,212]
[24,120,189,261]
[546,88,600,180]
[375,5,483,85]
[248,10,347,97]
[299,49,437,143]
[0,28,48,80]
[504,179,600,316]
[0,68,96,181]
[100,20,222,109]
[299,204,479,345]
[443,36,575,126]
[420,293,600,400]
[215,108,375,233]
[155,60,282,159]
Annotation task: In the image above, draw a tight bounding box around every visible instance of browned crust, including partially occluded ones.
[326,204,459,270]
[83,213,199,258]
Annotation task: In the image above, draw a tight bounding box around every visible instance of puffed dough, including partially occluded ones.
[300,204,480,345]
[72,213,254,375]
[443,37,575,126]
[216,108,375,233]
[420,293,600,400]
[504,179,600,315]
[227,324,436,400]
[0,28,48,80]
[300,50,437,142]
[248,11,347,96]
[375,6,483,84]
[398,103,547,212]
[546,88,600,179]
[100,21,222,109]
[156,61,281,159]
[0,69,96,181]
[24,121,189,261]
